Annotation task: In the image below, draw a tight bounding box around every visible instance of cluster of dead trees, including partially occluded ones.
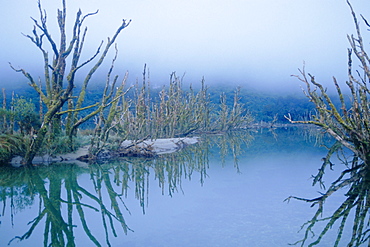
[2,0,253,166]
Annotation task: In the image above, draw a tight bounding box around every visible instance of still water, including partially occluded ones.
[0,128,363,246]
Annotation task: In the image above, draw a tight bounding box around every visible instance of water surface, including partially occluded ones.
[0,128,359,246]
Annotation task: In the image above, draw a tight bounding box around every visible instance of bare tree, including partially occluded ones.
[10,0,130,165]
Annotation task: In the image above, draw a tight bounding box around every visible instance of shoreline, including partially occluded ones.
[11,137,200,166]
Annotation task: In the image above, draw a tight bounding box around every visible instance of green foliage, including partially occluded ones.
[13,97,41,135]
[0,108,13,133]
[0,134,26,163]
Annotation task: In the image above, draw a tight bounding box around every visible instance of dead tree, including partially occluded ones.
[285,1,370,246]
[10,0,130,165]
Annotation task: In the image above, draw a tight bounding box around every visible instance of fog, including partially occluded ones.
[0,0,368,93]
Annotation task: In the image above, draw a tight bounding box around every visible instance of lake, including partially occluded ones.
[0,127,364,246]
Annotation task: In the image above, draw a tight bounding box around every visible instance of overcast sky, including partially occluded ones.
[0,0,368,93]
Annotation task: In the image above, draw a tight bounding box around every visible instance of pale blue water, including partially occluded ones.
[0,128,362,246]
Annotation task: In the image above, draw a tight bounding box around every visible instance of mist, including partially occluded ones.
[0,0,368,93]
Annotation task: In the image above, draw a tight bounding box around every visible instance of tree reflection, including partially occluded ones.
[210,131,253,173]
[0,163,133,247]
[286,139,370,246]
[0,166,37,227]
[0,131,251,246]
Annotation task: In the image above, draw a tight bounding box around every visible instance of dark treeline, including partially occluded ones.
[207,85,316,123]
[0,81,318,125]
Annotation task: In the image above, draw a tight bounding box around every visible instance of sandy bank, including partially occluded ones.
[11,137,199,166]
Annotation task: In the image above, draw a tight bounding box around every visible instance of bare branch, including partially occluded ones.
[9,63,49,105]
[31,1,59,57]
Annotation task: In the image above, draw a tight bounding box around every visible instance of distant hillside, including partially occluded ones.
[0,82,317,124]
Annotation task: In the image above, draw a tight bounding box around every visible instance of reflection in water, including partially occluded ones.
[0,131,251,246]
[3,164,132,247]
[209,131,253,173]
[0,128,368,246]
[286,141,370,247]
